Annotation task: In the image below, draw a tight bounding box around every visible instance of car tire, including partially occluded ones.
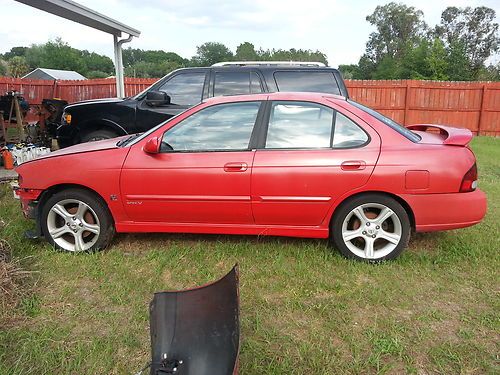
[40,188,115,252]
[330,194,411,261]
[81,129,119,143]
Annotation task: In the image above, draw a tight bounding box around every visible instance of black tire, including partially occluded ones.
[330,194,411,262]
[40,188,115,252]
[81,129,119,143]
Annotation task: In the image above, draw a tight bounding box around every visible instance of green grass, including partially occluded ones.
[0,136,499,374]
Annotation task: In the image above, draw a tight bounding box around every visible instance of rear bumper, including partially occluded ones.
[400,189,487,232]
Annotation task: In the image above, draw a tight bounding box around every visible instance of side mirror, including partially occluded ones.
[143,137,160,154]
[145,91,171,107]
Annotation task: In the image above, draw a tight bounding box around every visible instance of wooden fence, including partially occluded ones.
[0,77,499,136]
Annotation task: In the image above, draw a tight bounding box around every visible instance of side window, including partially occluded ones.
[214,72,249,96]
[158,72,206,106]
[162,102,261,152]
[265,101,334,149]
[274,71,340,95]
[332,112,369,148]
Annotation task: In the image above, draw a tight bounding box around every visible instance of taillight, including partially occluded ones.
[460,163,478,192]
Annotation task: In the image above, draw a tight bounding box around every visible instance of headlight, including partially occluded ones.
[62,112,72,124]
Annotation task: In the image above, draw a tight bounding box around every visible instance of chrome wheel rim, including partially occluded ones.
[341,203,402,260]
[47,199,100,252]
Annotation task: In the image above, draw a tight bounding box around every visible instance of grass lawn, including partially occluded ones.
[0,136,498,374]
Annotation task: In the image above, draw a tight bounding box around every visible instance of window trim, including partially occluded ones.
[160,101,265,153]
[256,100,370,151]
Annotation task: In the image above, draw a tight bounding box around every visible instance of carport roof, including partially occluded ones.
[14,0,140,37]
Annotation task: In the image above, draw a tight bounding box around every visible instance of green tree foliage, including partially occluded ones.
[7,56,29,78]
[365,2,427,64]
[191,42,234,66]
[435,6,499,76]
[235,42,259,60]
[350,3,499,81]
[0,60,7,76]
[122,48,186,78]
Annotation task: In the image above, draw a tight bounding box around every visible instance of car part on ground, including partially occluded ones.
[146,265,239,375]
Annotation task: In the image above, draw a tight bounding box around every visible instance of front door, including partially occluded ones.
[251,100,381,226]
[121,100,263,224]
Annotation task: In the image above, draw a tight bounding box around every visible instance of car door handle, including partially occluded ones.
[224,162,248,172]
[341,160,366,171]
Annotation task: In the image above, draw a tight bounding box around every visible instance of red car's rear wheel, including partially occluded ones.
[331,194,411,261]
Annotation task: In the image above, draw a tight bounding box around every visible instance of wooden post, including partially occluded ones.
[477,84,487,136]
[403,80,411,125]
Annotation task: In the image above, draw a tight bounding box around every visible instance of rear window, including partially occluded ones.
[274,71,340,95]
[348,100,421,142]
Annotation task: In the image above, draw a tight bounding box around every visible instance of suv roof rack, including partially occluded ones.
[212,61,327,67]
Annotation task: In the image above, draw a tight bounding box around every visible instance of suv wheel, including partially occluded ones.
[81,129,119,143]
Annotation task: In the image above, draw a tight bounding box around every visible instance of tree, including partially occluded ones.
[235,42,258,61]
[365,2,427,64]
[8,56,29,77]
[80,51,114,76]
[426,38,448,80]
[191,42,234,66]
[25,38,84,73]
[2,47,28,60]
[435,6,499,76]
[0,60,7,76]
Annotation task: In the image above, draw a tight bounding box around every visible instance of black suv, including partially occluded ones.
[58,63,348,147]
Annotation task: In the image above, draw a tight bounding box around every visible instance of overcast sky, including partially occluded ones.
[1,0,499,67]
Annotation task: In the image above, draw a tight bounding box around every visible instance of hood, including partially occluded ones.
[406,124,473,146]
[38,136,129,160]
[64,97,125,109]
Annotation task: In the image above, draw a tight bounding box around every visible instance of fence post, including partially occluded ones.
[403,80,411,125]
[477,84,487,136]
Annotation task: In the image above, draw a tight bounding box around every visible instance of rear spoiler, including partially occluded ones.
[406,124,473,146]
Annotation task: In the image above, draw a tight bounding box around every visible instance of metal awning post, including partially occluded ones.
[113,34,133,98]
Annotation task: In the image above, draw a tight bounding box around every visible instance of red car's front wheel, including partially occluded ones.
[40,189,115,252]
[331,194,411,261]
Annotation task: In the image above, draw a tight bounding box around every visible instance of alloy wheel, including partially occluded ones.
[46,199,101,252]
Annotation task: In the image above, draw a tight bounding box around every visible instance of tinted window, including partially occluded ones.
[332,113,368,148]
[265,101,334,148]
[348,99,421,142]
[274,71,340,95]
[251,72,264,94]
[158,72,206,106]
[162,102,260,151]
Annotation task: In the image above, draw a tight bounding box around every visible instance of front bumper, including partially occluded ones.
[401,189,487,232]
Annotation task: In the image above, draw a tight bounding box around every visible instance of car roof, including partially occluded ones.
[202,92,347,105]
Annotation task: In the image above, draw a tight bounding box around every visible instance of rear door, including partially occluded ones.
[251,100,380,226]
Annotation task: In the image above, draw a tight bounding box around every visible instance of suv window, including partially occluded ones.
[265,101,334,148]
[162,102,261,151]
[158,72,206,106]
[214,72,263,96]
[274,71,340,95]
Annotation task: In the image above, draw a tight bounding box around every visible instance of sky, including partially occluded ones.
[0,0,499,67]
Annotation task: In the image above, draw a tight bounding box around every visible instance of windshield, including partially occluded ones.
[348,100,421,142]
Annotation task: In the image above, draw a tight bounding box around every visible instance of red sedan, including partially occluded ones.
[15,92,487,261]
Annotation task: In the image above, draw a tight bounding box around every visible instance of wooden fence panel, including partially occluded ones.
[0,77,498,136]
